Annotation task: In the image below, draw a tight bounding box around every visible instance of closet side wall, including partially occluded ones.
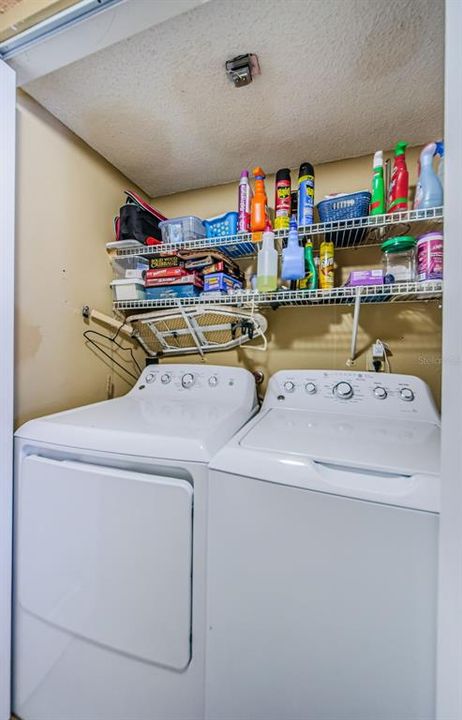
[151,150,442,405]
[15,92,140,428]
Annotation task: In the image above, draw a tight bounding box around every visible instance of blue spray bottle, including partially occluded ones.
[414,142,443,210]
[281,216,305,281]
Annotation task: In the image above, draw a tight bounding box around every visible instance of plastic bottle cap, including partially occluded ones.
[289,215,297,230]
[381,236,416,252]
[253,166,266,179]
[394,141,408,156]
[276,168,291,182]
[373,150,383,167]
[240,169,249,179]
[298,162,314,178]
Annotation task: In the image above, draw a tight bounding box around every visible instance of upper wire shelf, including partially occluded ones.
[111,206,444,260]
[113,280,443,312]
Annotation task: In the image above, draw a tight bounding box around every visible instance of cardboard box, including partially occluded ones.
[203,272,243,293]
[145,272,203,288]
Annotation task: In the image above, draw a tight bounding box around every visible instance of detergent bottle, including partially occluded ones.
[414,142,443,210]
[281,216,304,281]
[251,166,268,241]
[257,221,278,292]
[370,150,385,215]
[387,141,409,213]
[298,239,317,290]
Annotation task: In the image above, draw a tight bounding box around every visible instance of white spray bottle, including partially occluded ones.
[257,221,278,292]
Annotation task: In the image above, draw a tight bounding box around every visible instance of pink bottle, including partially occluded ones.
[238,170,253,233]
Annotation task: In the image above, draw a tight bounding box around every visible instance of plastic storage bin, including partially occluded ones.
[110,279,146,301]
[381,236,416,284]
[111,254,149,279]
[204,212,238,239]
[159,216,205,244]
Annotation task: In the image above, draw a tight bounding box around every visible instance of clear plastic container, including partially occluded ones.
[111,254,149,279]
[159,216,205,244]
[381,236,416,284]
[110,279,146,301]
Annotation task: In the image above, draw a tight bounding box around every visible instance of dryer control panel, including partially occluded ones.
[132,364,258,406]
[264,370,439,423]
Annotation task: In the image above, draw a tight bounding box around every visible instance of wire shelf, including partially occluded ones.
[111,207,443,260]
[113,280,443,312]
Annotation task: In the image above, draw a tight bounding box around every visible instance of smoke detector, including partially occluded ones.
[225,54,260,87]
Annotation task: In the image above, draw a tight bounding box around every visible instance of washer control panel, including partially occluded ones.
[133,364,257,405]
[265,370,439,422]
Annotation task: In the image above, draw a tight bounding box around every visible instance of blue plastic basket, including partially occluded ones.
[317,191,371,223]
[204,212,238,239]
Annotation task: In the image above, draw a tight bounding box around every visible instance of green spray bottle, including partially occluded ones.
[370,150,385,215]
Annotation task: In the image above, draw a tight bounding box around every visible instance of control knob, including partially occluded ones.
[305,382,317,395]
[400,387,415,402]
[182,373,195,389]
[161,373,171,384]
[208,375,219,387]
[145,373,156,384]
[373,386,387,400]
[283,381,295,393]
[334,381,354,400]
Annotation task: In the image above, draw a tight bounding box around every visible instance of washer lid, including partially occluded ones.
[239,408,440,476]
[15,395,253,462]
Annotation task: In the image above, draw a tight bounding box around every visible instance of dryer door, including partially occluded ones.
[17,455,193,670]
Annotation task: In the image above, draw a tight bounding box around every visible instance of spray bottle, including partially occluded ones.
[298,239,317,290]
[435,140,444,193]
[251,166,268,241]
[297,162,315,228]
[257,221,278,292]
[281,216,304,281]
[370,150,385,215]
[274,168,291,230]
[414,142,443,210]
[319,237,335,289]
[387,141,409,213]
[238,170,253,233]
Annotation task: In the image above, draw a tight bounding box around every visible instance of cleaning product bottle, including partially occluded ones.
[281,216,304,281]
[414,142,443,210]
[297,162,315,228]
[298,239,317,290]
[251,166,268,241]
[387,141,409,213]
[274,168,291,230]
[238,170,253,233]
[257,221,278,292]
[436,140,444,190]
[319,238,335,289]
[370,150,385,215]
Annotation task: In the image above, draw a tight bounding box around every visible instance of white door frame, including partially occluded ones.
[0,58,16,720]
[437,1,462,717]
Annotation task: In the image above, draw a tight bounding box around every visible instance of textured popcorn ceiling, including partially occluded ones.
[25,0,444,196]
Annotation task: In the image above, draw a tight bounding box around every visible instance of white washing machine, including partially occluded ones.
[13,363,257,720]
[206,369,440,720]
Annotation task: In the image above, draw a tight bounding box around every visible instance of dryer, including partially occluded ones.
[206,370,440,720]
[13,364,257,720]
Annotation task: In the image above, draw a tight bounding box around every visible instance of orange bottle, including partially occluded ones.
[251,166,267,241]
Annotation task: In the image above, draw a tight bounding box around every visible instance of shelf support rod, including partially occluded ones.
[348,287,362,365]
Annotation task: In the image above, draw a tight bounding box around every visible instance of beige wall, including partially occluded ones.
[15,92,141,428]
[151,149,442,406]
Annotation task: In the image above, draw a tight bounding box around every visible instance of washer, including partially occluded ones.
[206,370,440,720]
[13,364,257,720]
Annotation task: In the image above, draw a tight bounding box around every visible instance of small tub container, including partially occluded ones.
[110,279,146,301]
[381,236,416,284]
[111,254,149,279]
[159,216,205,244]
[416,231,443,281]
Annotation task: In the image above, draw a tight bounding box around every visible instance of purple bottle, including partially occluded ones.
[238,170,253,233]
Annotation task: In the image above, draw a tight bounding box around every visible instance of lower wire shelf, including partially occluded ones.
[113,280,443,312]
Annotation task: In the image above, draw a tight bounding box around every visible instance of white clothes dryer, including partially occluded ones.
[206,370,440,720]
[13,364,257,720]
